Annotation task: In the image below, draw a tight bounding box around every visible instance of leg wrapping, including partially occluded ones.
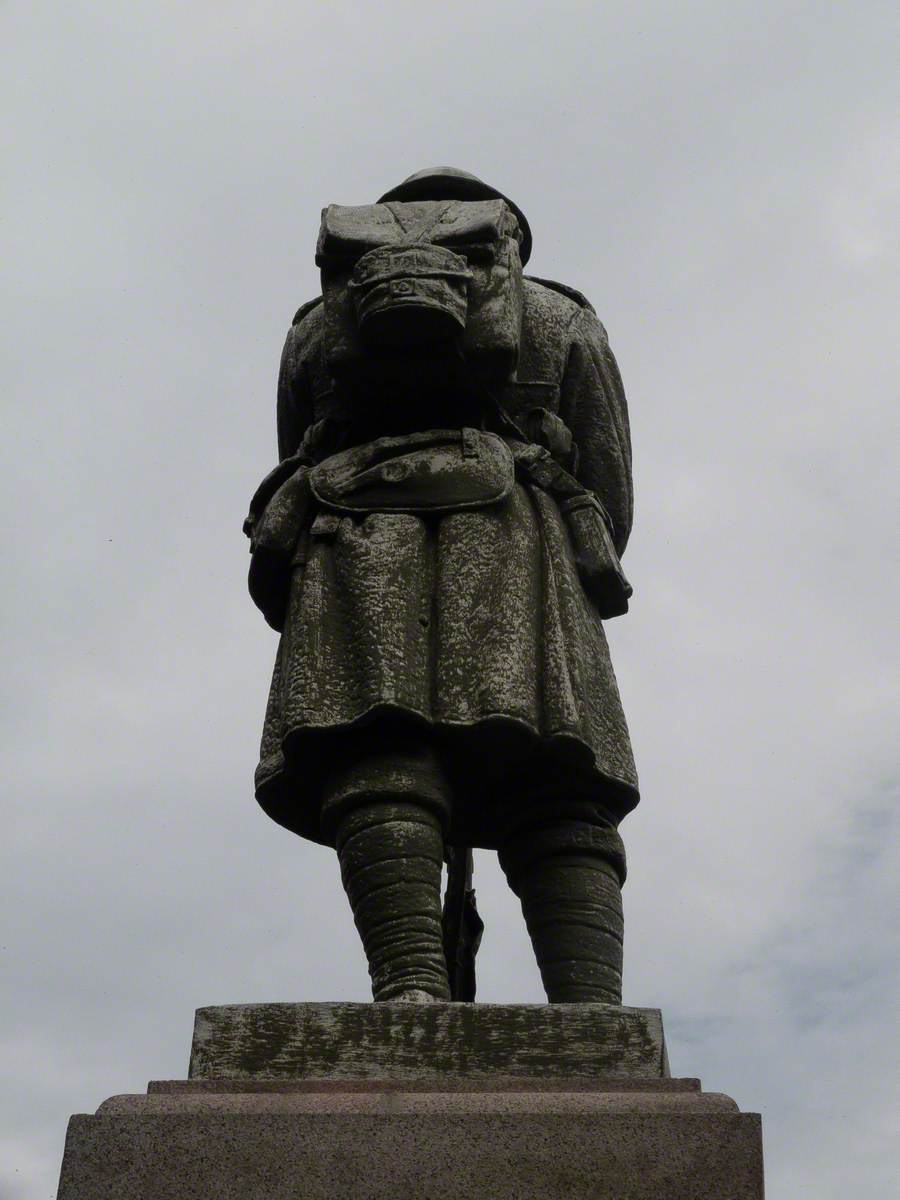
[500,818,626,1004]
[336,801,450,1001]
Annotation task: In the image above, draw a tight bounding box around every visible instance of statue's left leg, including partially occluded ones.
[498,810,626,1004]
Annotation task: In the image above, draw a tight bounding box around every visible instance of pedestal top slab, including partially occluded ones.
[189,1002,669,1081]
[101,1090,737,1116]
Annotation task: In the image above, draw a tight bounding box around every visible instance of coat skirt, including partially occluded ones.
[255,478,639,848]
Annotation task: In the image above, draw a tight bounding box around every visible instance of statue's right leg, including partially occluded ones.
[322,743,452,1002]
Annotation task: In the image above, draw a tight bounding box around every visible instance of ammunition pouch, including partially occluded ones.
[558,493,632,619]
[512,442,632,619]
[244,460,311,630]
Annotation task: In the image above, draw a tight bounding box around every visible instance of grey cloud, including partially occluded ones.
[3,2,898,1197]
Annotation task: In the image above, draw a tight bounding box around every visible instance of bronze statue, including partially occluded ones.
[245,168,638,1004]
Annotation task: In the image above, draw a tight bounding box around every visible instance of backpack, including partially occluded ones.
[315,199,524,379]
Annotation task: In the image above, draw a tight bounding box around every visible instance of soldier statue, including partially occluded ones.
[245,168,638,1005]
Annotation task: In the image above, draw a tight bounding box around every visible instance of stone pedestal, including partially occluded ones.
[56,1003,764,1198]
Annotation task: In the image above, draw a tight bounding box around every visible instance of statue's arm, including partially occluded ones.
[276,320,316,462]
[560,307,634,556]
[243,317,317,630]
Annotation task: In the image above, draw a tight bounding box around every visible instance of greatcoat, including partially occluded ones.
[251,277,639,848]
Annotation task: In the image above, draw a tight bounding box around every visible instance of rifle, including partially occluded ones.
[441,846,484,1001]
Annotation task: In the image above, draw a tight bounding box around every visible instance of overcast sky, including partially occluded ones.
[3,2,899,1197]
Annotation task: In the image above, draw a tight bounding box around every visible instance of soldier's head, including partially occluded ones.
[377,167,532,266]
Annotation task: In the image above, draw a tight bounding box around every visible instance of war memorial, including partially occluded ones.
[55,169,764,1198]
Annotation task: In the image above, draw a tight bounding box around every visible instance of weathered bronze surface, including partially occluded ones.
[245,168,638,1003]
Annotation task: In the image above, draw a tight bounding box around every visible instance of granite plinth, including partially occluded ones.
[56,1003,765,1199]
[58,1106,763,1200]
[189,1000,670,1080]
